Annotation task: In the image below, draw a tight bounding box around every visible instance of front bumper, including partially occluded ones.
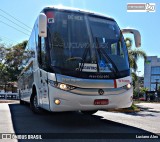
[48,86,133,112]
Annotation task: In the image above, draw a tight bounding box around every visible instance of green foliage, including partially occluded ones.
[131,72,138,89]
[126,37,147,89]
[0,63,9,84]
[125,37,146,72]
[128,49,147,72]
[0,40,27,83]
[140,87,149,94]
[133,90,138,99]
[125,37,132,48]
[128,103,139,110]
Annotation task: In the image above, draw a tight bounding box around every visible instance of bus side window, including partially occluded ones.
[41,37,47,69]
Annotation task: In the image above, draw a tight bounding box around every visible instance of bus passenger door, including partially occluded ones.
[39,69,49,110]
[38,37,50,110]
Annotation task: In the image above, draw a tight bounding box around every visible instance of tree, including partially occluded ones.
[139,87,149,99]
[125,37,147,92]
[131,72,138,89]
[0,63,9,84]
[0,42,10,84]
[128,49,147,72]
[4,40,28,81]
[0,40,27,83]
[125,37,146,73]
[125,37,147,72]
[140,87,149,94]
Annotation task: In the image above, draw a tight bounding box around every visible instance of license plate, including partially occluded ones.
[94,99,109,105]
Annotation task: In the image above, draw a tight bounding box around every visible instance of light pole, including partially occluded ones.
[137,71,141,100]
[155,79,159,101]
[155,79,159,92]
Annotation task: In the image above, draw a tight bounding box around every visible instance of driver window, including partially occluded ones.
[111,43,117,55]
[41,37,47,69]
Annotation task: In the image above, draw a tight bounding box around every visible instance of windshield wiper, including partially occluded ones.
[95,37,120,77]
[78,43,90,72]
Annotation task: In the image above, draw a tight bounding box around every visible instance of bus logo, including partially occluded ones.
[127,3,156,12]
[98,89,104,95]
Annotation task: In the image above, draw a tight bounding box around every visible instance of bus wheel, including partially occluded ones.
[30,94,43,114]
[81,110,98,115]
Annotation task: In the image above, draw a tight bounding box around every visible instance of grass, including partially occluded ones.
[108,103,140,113]
[123,103,139,111]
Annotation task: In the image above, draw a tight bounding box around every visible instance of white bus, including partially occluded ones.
[18,6,141,114]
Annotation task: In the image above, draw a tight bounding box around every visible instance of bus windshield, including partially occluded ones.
[46,10,129,77]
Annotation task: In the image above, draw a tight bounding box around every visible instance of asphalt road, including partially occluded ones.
[0,101,159,142]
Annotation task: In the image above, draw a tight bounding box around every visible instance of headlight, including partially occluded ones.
[48,80,76,90]
[126,83,131,89]
[59,84,67,90]
[121,83,132,90]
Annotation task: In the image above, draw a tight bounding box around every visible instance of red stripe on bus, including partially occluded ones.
[46,11,54,18]
[114,80,117,88]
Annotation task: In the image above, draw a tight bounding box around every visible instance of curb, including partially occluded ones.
[0,100,19,103]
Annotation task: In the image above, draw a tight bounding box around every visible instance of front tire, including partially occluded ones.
[30,93,43,114]
[81,110,98,115]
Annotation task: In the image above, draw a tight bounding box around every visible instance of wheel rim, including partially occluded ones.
[33,95,38,108]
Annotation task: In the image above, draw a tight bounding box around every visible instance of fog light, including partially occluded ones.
[126,83,131,89]
[54,99,61,105]
[59,84,67,90]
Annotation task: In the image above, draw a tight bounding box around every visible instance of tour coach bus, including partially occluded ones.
[18,6,141,114]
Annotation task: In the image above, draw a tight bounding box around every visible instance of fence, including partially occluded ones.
[0,93,19,100]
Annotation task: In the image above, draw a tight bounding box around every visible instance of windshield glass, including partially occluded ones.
[46,10,129,77]
[89,16,129,72]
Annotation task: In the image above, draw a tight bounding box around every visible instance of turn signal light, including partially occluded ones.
[54,99,61,105]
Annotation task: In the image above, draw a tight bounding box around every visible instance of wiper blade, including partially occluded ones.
[78,44,90,72]
[95,38,120,77]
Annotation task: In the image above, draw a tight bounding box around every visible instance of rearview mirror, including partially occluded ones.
[38,13,47,37]
[121,29,141,48]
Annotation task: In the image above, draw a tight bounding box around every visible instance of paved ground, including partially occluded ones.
[96,103,160,134]
[0,101,159,142]
[0,102,18,142]
[136,103,160,112]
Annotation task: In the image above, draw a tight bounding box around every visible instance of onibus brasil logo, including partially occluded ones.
[127,3,155,12]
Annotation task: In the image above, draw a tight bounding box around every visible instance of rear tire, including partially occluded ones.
[81,110,98,115]
[19,91,25,105]
[30,93,43,114]
[20,99,25,105]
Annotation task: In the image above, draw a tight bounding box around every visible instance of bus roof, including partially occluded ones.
[42,5,115,21]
